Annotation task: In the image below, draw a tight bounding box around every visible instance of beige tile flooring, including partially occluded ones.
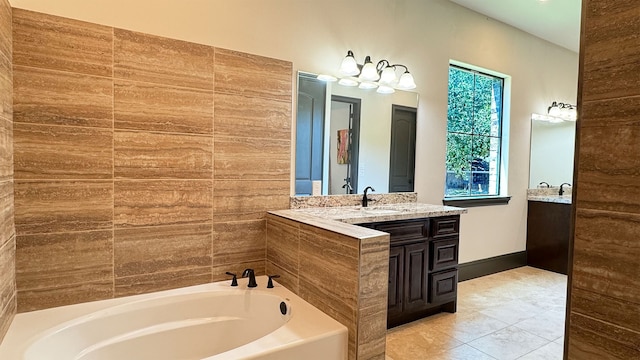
[386,266,567,360]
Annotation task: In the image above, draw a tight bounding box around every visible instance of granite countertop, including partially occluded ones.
[527,195,572,204]
[280,203,467,225]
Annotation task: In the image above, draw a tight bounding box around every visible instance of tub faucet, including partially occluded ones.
[225,271,238,286]
[362,186,375,207]
[242,268,257,288]
[559,183,572,196]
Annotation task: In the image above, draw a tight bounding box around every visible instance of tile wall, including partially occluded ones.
[266,213,389,360]
[11,9,292,312]
[0,0,13,343]
[568,1,640,358]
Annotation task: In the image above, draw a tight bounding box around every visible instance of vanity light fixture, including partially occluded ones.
[339,50,360,76]
[359,56,380,82]
[318,50,418,93]
[547,101,577,121]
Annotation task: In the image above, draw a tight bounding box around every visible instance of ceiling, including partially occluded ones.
[449,0,582,53]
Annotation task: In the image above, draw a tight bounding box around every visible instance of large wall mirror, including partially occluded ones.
[295,72,419,196]
[529,118,576,188]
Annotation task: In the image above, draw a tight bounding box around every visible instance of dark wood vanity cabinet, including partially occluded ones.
[526,201,570,275]
[360,215,460,328]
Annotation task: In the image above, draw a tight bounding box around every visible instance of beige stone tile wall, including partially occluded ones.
[568,1,640,358]
[11,8,292,312]
[0,0,13,343]
[266,213,390,360]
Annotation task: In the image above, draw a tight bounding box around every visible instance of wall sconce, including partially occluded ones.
[547,101,577,121]
[532,101,578,123]
[319,50,417,94]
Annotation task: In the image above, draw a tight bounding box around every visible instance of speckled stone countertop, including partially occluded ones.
[527,195,572,204]
[527,188,572,204]
[272,203,467,225]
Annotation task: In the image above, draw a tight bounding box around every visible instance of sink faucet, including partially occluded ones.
[559,183,571,196]
[538,181,550,188]
[362,186,375,207]
[242,268,257,288]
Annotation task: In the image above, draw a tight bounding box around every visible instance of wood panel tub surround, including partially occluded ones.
[266,211,390,360]
[11,8,292,312]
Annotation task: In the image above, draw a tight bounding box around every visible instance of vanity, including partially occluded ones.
[359,215,459,328]
[526,190,572,275]
[266,195,466,359]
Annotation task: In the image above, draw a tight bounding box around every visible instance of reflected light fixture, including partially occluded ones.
[358,81,378,90]
[338,77,358,87]
[317,74,337,82]
[376,85,395,94]
[326,50,417,93]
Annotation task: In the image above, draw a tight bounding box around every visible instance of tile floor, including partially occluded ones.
[386,266,567,360]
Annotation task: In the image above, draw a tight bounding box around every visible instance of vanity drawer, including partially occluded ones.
[374,219,428,244]
[430,216,460,238]
[429,269,458,304]
[430,237,459,271]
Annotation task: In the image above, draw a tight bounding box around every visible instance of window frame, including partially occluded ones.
[443,63,510,206]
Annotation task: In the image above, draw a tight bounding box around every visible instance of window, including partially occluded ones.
[445,65,505,199]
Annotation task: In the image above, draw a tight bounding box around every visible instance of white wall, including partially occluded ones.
[529,120,576,188]
[11,0,579,263]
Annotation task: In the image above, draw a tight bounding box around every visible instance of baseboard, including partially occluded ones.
[458,251,527,282]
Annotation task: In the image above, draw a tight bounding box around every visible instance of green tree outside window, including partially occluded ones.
[445,66,504,197]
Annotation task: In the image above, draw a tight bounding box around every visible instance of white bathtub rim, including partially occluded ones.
[26,288,289,353]
[0,277,348,360]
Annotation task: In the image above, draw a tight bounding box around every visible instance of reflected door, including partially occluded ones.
[389,105,417,192]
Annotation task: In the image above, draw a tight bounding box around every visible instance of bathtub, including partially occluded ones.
[0,276,348,360]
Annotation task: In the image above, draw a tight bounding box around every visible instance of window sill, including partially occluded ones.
[442,196,511,207]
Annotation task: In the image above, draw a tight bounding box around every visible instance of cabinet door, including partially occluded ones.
[403,242,429,312]
[388,246,404,317]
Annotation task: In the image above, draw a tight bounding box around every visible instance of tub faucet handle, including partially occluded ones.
[242,268,258,288]
[225,272,238,287]
[267,275,280,289]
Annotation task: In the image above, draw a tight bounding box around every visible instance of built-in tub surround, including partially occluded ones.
[266,211,388,360]
[0,277,348,360]
[266,203,466,360]
[11,9,292,312]
[0,0,15,344]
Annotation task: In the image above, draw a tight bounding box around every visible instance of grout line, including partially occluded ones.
[12,118,214,138]
[13,63,214,93]
[12,64,113,81]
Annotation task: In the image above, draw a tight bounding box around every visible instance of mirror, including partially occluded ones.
[295,72,419,196]
[528,118,576,188]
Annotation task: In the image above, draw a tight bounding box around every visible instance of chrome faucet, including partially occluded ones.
[362,186,375,207]
[242,268,257,288]
[559,183,571,196]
